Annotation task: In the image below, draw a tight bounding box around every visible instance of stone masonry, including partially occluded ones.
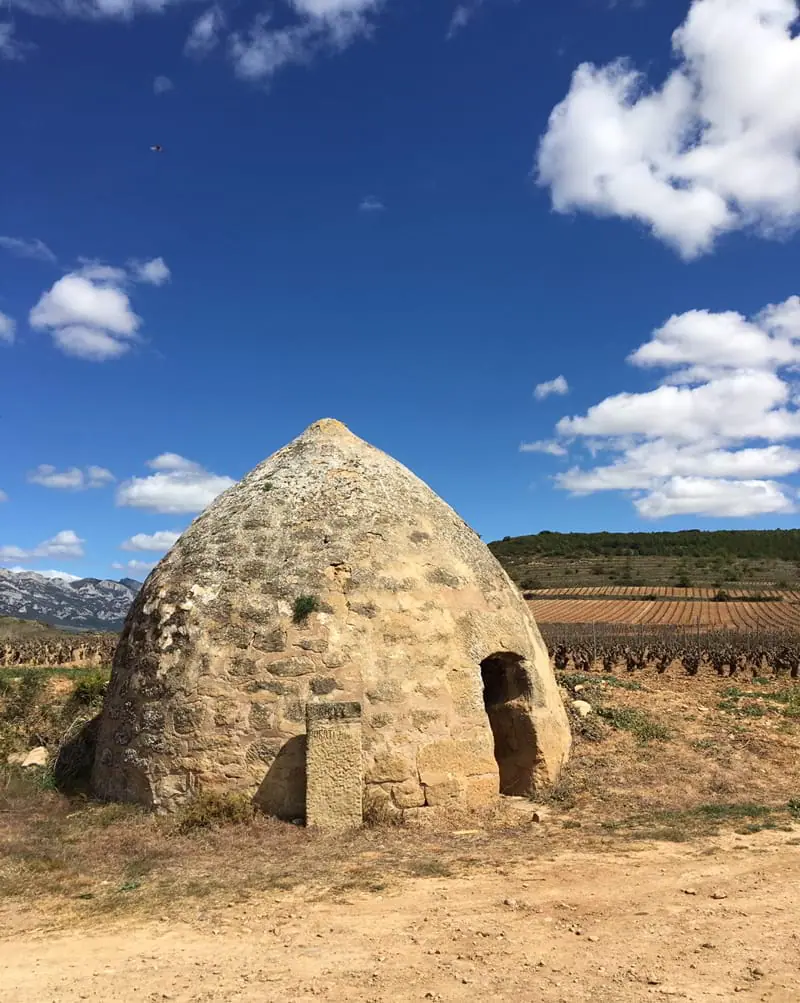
[91,419,571,820]
[305,702,363,829]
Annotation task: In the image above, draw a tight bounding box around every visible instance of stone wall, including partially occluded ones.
[305,702,363,829]
[92,419,571,815]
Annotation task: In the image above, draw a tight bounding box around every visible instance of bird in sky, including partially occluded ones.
[150,144,163,153]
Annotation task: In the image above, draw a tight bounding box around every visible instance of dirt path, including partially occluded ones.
[2,827,799,1003]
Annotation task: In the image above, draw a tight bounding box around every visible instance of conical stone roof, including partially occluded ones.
[92,419,571,819]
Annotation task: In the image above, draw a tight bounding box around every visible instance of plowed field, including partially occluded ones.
[527,597,800,630]
[526,585,800,600]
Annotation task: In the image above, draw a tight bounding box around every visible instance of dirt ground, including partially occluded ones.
[2,825,800,1002]
[2,666,800,1002]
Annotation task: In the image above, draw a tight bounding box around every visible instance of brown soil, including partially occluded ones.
[1,827,799,1002]
[528,595,800,629]
[1,669,800,1002]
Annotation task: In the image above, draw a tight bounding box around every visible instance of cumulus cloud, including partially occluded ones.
[7,0,185,19]
[121,530,181,551]
[527,295,800,518]
[130,256,171,286]
[534,375,569,401]
[446,0,485,38]
[0,21,26,59]
[29,257,168,361]
[358,195,385,212]
[27,464,115,489]
[112,558,157,574]
[0,311,15,345]
[636,477,795,518]
[537,0,800,258]
[185,5,225,57]
[117,454,235,513]
[0,529,85,562]
[153,74,173,94]
[0,235,56,262]
[229,0,379,83]
[7,566,81,581]
[519,440,568,456]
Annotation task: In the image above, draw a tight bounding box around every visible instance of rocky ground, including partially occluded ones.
[1,824,799,1002]
[1,665,799,1002]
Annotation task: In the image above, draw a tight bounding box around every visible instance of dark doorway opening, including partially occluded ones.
[480,652,537,796]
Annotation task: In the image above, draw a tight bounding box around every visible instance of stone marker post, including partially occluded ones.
[305,702,363,829]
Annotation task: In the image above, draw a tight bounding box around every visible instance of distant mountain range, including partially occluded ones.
[0,569,142,631]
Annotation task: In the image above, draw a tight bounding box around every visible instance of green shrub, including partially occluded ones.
[293,594,320,624]
[177,791,255,834]
[598,706,671,743]
[71,673,108,706]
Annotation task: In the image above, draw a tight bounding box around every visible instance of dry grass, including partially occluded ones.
[1,666,799,927]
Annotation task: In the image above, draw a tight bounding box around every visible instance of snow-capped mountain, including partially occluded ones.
[0,569,142,631]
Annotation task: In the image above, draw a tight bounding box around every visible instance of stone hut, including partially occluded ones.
[92,419,571,823]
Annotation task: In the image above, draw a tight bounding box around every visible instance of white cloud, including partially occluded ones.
[0,489,7,502]
[153,74,173,94]
[0,21,26,60]
[121,530,181,551]
[8,0,185,19]
[0,529,85,562]
[51,325,130,360]
[130,256,171,286]
[185,5,224,57]
[636,478,795,518]
[519,440,568,456]
[447,0,485,38]
[534,375,569,401]
[86,465,115,486]
[27,464,116,490]
[358,195,385,212]
[7,566,82,581]
[0,311,15,345]
[537,0,800,258]
[30,273,138,335]
[529,295,800,518]
[29,257,167,361]
[117,454,235,513]
[147,452,201,472]
[112,558,157,574]
[0,235,56,262]
[28,465,84,490]
[229,0,378,83]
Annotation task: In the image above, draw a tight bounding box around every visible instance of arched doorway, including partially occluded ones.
[480,652,538,796]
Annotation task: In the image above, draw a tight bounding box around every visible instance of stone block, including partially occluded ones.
[391,778,426,808]
[417,738,496,778]
[421,771,463,806]
[366,750,415,784]
[267,657,316,678]
[363,784,401,824]
[306,702,363,830]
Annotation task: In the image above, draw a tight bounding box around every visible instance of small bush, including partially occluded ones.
[71,673,108,706]
[598,706,671,743]
[293,594,320,624]
[177,791,255,834]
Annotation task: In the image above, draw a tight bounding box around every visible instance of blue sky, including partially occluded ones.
[1,0,800,580]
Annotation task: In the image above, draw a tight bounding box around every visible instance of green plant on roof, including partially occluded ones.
[293,594,320,624]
